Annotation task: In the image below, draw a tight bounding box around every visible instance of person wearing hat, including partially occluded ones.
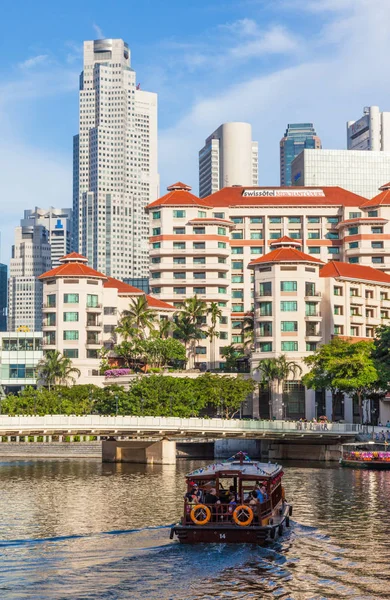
[184,483,202,503]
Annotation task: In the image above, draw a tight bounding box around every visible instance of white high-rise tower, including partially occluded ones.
[73,39,159,282]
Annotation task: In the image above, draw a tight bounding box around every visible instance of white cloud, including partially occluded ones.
[18,54,49,70]
[230,25,300,58]
[93,23,105,39]
[220,18,259,36]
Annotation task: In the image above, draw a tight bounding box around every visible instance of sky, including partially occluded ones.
[1,0,390,263]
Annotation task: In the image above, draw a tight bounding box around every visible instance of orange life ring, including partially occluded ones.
[190,504,211,525]
[232,505,254,527]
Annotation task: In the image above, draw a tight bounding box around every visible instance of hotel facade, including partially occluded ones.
[146,182,390,423]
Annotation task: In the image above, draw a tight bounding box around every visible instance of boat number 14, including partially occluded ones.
[219,534,226,539]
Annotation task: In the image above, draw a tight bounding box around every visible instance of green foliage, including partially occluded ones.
[37,351,81,389]
[119,296,157,339]
[372,325,390,388]
[220,345,244,371]
[113,337,186,370]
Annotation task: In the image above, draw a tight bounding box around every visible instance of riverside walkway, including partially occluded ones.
[0,415,360,442]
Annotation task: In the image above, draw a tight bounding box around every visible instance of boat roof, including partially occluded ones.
[186,453,282,480]
[342,442,389,447]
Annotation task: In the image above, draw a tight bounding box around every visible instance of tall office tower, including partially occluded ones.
[199,122,258,198]
[0,263,7,331]
[347,106,390,151]
[280,123,321,186]
[21,207,73,267]
[8,225,51,332]
[73,38,159,283]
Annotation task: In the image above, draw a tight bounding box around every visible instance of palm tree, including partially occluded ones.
[181,295,207,324]
[256,358,280,419]
[220,344,244,372]
[241,314,254,355]
[173,314,203,369]
[120,296,156,339]
[154,318,172,340]
[38,351,81,390]
[208,302,222,370]
[256,355,302,419]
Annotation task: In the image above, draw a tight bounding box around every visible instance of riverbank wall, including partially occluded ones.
[0,442,102,458]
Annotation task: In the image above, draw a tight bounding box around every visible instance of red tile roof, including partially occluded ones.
[360,188,390,208]
[320,261,390,285]
[39,262,107,280]
[337,217,387,227]
[167,182,192,191]
[270,236,301,245]
[146,295,175,310]
[204,186,366,207]
[103,277,144,294]
[379,182,390,190]
[248,247,323,266]
[146,185,212,210]
[59,252,88,262]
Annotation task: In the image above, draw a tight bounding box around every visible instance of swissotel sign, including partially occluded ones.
[242,189,325,197]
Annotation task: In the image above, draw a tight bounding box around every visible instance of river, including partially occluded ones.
[0,457,389,599]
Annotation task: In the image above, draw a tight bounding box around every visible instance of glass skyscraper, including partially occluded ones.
[280,123,321,186]
[0,263,7,331]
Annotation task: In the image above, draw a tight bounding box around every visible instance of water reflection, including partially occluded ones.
[0,458,389,599]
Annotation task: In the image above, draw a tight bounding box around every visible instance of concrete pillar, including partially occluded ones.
[344,395,353,424]
[15,436,20,443]
[69,435,74,442]
[47,435,52,443]
[102,439,176,464]
[252,385,260,419]
[96,436,101,441]
[325,390,333,420]
[7,436,11,442]
[214,439,261,459]
[305,388,316,421]
[34,436,38,442]
[58,435,63,442]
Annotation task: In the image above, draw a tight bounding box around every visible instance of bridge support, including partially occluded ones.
[268,442,342,461]
[102,439,177,465]
[214,439,262,459]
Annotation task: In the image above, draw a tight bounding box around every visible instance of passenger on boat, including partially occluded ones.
[245,490,259,505]
[184,484,202,503]
[204,488,220,505]
[256,484,268,503]
[229,485,238,502]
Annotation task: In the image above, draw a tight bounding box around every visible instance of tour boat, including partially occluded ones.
[170,452,292,544]
[340,442,390,470]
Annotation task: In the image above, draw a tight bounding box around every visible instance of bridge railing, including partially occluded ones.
[0,415,362,434]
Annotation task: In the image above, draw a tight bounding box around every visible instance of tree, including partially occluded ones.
[152,318,172,340]
[173,314,203,368]
[372,325,390,388]
[120,296,156,339]
[303,338,379,422]
[220,344,244,371]
[256,358,280,418]
[37,351,81,390]
[255,356,302,419]
[241,314,254,355]
[208,302,222,369]
[181,295,208,324]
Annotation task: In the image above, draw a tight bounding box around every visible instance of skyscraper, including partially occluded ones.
[73,38,159,283]
[21,207,73,267]
[8,225,51,331]
[199,123,258,198]
[280,123,321,186]
[347,105,390,151]
[0,263,7,331]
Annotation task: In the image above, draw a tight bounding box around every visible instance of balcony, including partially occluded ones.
[42,304,56,310]
[349,295,364,305]
[305,332,322,341]
[86,304,102,312]
[43,340,56,347]
[42,322,56,329]
[86,340,102,347]
[86,321,102,329]
[305,312,322,320]
[304,291,321,300]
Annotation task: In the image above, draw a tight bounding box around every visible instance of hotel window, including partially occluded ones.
[372,256,384,264]
[259,282,272,296]
[152,227,161,236]
[151,287,161,294]
[198,210,207,218]
[152,242,161,249]
[173,210,186,218]
[173,242,185,249]
[218,287,227,294]
[232,247,243,254]
[194,287,206,294]
[349,241,359,249]
[366,327,374,338]
[366,308,374,318]
[350,287,359,297]
[214,212,225,219]
[63,312,79,322]
[350,306,361,316]
[232,260,243,269]
[349,212,361,219]
[281,321,297,332]
[152,211,161,220]
[259,342,272,352]
[232,231,243,239]
[250,217,262,223]
[194,257,205,264]
[46,313,56,326]
[220,332,228,340]
[372,227,383,234]
[365,290,374,299]
[327,217,339,224]
[194,272,205,279]
[326,232,339,239]
[173,272,186,279]
[328,247,340,254]
[195,346,207,355]
[232,334,243,343]
[308,231,320,239]
[281,341,298,352]
[251,247,263,254]
[288,217,301,223]
[269,217,281,223]
[259,322,272,337]
[151,272,161,279]
[372,241,384,249]
[193,242,205,249]
[288,230,301,239]
[334,305,343,315]
[87,349,99,359]
[232,275,244,283]
[173,257,186,264]
[306,342,317,352]
[47,294,56,307]
[193,227,205,235]
[232,320,243,329]
[151,257,161,264]
[349,257,359,263]
[280,281,297,292]
[305,302,318,316]
[63,331,79,341]
[334,325,343,335]
[281,301,297,312]
[63,349,79,358]
[367,210,378,217]
[381,310,389,319]
[308,217,320,223]
[219,316,228,325]
[350,326,359,336]
[309,247,320,254]
[380,292,389,300]
[348,226,359,235]
[174,287,186,294]
[218,301,227,307]
[232,217,243,224]
[250,231,262,239]
[259,301,272,316]
[232,304,244,312]
[173,227,186,234]
[218,227,226,235]
[218,272,227,278]
[218,257,226,263]
[269,230,282,239]
[232,289,243,298]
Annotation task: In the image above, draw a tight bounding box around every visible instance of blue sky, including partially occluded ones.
[1,0,390,262]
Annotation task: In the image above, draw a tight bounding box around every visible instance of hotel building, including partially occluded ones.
[347,105,390,151]
[21,207,73,267]
[39,252,174,385]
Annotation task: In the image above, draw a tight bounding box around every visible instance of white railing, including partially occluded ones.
[0,415,361,435]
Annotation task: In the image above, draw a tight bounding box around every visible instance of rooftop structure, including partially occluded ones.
[280,123,321,186]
